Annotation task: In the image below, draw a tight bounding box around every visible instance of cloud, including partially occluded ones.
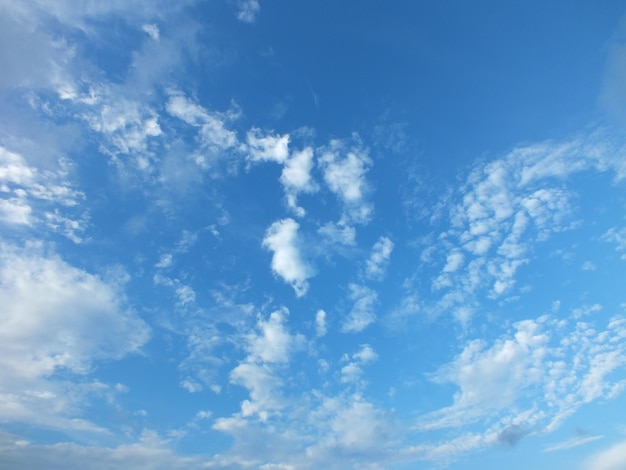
[317,221,356,246]
[416,311,626,460]
[262,218,313,297]
[319,138,372,224]
[545,434,603,452]
[222,308,304,422]
[341,344,379,384]
[408,130,626,324]
[365,236,394,280]
[280,147,318,217]
[342,284,378,333]
[0,241,149,429]
[247,129,290,163]
[496,424,529,447]
[0,429,205,470]
[602,227,626,260]
[235,0,261,23]
[166,91,240,166]
[422,318,549,430]
[0,146,84,237]
[246,309,301,364]
[142,24,160,40]
[315,310,327,337]
[586,439,626,470]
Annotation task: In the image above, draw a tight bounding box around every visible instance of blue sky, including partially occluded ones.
[2,1,626,469]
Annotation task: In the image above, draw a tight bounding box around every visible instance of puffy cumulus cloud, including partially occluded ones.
[0,241,149,429]
[247,129,290,163]
[235,0,261,23]
[342,284,378,333]
[318,138,373,224]
[0,242,149,381]
[262,218,314,297]
[415,312,626,460]
[305,394,397,463]
[365,236,394,280]
[221,308,304,422]
[280,147,318,217]
[423,318,549,430]
[585,439,626,470]
[246,309,302,364]
[340,344,378,384]
[245,132,318,216]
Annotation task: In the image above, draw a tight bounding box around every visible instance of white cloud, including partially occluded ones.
[318,221,356,246]
[419,311,626,451]
[422,318,549,429]
[342,284,378,333]
[236,0,260,23]
[84,92,162,162]
[246,309,299,364]
[0,430,206,470]
[142,23,160,40]
[365,236,394,280]
[442,249,464,273]
[166,91,239,162]
[602,227,626,260]
[153,274,196,306]
[341,344,378,384]
[247,128,290,163]
[225,308,303,422]
[319,138,372,223]
[412,132,626,324]
[586,439,626,470]
[0,241,149,429]
[281,147,317,216]
[262,218,313,297]
[315,310,327,337]
[0,146,84,233]
[544,435,603,452]
[582,261,598,271]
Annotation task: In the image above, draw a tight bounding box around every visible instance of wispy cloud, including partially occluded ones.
[319,138,373,224]
[365,236,394,280]
[342,284,378,332]
[585,438,626,470]
[235,0,261,23]
[545,434,603,452]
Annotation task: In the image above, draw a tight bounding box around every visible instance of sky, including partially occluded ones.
[1,1,626,469]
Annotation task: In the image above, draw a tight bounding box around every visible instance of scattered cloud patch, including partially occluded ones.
[247,129,290,163]
[262,218,313,297]
[365,236,394,280]
[235,0,261,23]
[315,310,327,337]
[342,284,378,333]
[319,138,373,224]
